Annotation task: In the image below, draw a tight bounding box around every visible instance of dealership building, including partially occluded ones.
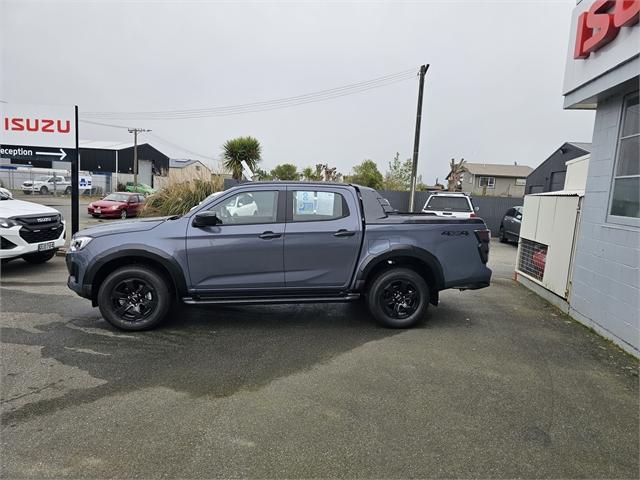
[561,0,639,354]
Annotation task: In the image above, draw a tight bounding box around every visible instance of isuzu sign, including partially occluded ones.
[574,0,639,59]
[0,103,76,149]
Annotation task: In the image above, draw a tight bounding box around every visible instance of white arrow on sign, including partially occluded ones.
[35,148,67,161]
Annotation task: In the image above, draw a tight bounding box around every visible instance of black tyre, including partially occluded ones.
[92,214,100,218]
[366,268,429,328]
[499,225,508,243]
[39,186,49,195]
[97,265,170,331]
[120,209,127,220]
[64,186,72,195]
[22,249,57,264]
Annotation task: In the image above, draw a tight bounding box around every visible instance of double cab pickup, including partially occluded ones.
[66,182,492,330]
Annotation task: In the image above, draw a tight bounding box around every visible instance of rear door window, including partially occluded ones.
[424,196,471,212]
[291,191,349,222]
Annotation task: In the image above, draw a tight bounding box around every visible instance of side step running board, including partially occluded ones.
[182,294,361,305]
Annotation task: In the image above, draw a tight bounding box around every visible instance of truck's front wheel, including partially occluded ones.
[366,268,429,328]
[97,265,170,331]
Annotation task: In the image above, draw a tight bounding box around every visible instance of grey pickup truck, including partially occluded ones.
[67,182,491,330]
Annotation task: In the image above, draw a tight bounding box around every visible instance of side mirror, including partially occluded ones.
[516,214,523,221]
[193,211,222,227]
[474,206,480,212]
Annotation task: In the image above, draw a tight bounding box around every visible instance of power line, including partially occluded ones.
[143,132,217,161]
[81,68,418,120]
[80,119,218,160]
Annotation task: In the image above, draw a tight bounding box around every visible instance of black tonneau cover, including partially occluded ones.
[356,185,485,226]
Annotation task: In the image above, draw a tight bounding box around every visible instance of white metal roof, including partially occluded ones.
[79,139,136,150]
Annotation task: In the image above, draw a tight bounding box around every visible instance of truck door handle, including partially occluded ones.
[259,231,281,239]
[333,229,355,237]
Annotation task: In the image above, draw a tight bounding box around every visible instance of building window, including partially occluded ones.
[609,92,639,221]
[515,178,526,186]
[478,176,495,188]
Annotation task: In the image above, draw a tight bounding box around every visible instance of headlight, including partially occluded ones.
[0,217,19,228]
[69,236,93,252]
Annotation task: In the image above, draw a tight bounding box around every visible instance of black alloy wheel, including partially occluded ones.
[111,278,158,323]
[366,267,429,328]
[380,279,420,319]
[98,265,171,330]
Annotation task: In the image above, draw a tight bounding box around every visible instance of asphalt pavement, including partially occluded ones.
[0,241,638,478]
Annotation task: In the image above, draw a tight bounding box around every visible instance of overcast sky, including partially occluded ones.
[1,0,595,183]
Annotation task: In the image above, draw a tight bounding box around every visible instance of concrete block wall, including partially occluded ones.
[569,89,640,356]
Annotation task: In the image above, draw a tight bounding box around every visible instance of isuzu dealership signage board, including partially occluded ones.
[1,103,77,150]
[563,0,640,100]
[0,102,81,234]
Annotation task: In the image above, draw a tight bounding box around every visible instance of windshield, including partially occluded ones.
[104,193,130,202]
[424,196,472,212]
[36,175,50,181]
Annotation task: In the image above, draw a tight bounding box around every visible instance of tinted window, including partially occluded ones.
[291,191,349,222]
[424,196,471,212]
[506,208,516,217]
[209,191,278,225]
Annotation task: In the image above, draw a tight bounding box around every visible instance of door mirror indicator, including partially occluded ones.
[193,211,222,227]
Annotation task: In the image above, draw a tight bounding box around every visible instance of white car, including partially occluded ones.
[422,192,478,219]
[22,175,72,195]
[224,192,258,216]
[0,189,66,263]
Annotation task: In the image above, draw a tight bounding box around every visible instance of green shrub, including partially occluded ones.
[140,179,223,217]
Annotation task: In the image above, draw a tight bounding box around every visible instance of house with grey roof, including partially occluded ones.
[451,163,533,197]
[154,158,213,190]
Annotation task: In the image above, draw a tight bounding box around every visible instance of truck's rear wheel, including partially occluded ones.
[366,268,428,328]
[97,265,170,331]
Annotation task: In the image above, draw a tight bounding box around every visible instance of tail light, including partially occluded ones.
[474,229,490,264]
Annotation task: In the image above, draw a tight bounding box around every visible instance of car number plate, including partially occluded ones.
[95,208,101,213]
[38,241,55,252]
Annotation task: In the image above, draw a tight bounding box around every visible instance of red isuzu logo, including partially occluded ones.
[574,0,639,59]
[3,117,72,134]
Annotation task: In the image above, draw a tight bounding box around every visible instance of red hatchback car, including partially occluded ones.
[88,192,145,220]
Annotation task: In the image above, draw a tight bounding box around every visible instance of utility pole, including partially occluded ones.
[128,128,151,186]
[408,64,429,212]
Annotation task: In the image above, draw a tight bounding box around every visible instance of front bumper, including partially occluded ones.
[0,222,66,260]
[66,252,93,299]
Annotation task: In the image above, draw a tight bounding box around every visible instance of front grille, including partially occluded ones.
[1,236,17,249]
[19,225,64,244]
[518,239,547,281]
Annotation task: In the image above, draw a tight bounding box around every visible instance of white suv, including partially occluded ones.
[0,189,66,263]
[422,192,478,219]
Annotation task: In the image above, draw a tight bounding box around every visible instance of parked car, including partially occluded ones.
[67,182,492,331]
[125,182,155,195]
[421,192,478,219]
[223,192,258,216]
[88,192,145,220]
[499,206,523,243]
[22,175,71,195]
[0,188,65,263]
